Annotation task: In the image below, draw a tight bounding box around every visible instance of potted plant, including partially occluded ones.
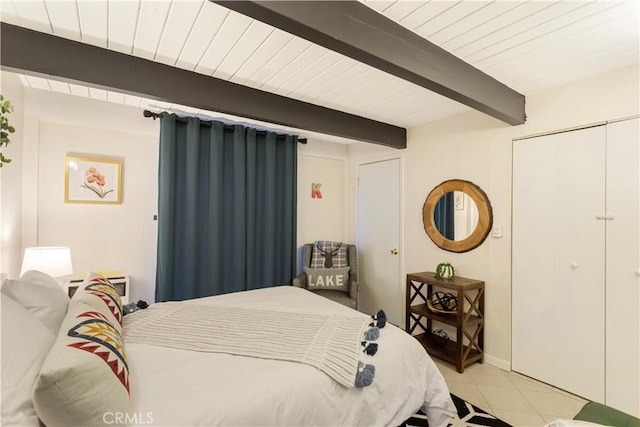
[434,262,455,280]
[0,95,15,168]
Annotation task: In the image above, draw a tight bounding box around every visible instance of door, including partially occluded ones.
[551,127,605,401]
[357,159,401,325]
[513,126,605,401]
[605,118,639,415]
[513,135,557,385]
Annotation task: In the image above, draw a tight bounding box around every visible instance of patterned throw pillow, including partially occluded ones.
[72,273,124,331]
[304,266,351,293]
[33,299,129,427]
[311,241,348,269]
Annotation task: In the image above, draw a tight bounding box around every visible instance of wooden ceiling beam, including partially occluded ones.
[0,22,406,148]
[214,0,526,126]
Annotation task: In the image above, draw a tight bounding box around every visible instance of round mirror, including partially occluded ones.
[434,191,479,241]
[422,180,493,253]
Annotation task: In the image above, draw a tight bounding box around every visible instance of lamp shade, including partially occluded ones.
[20,247,73,278]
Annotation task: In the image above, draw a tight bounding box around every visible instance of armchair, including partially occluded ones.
[292,243,359,310]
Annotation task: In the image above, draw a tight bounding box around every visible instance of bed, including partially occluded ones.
[2,271,456,427]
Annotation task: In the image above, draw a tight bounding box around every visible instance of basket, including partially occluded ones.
[432,329,449,347]
[427,291,458,315]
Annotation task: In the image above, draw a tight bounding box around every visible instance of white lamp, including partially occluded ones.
[20,246,73,279]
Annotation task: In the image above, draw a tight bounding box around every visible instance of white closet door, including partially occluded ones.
[605,118,639,416]
[513,137,556,385]
[551,127,605,401]
[513,126,605,401]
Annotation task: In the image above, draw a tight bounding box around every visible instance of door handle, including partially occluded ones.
[390,248,399,255]
[595,214,616,220]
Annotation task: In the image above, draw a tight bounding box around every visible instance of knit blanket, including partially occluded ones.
[123,302,378,388]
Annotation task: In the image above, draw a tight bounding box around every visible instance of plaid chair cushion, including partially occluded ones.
[311,241,348,269]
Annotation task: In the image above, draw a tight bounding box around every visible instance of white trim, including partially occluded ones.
[298,152,347,161]
[513,114,640,141]
[21,116,40,249]
[483,353,511,372]
[607,114,640,124]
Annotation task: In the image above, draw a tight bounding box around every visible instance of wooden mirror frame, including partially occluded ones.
[422,179,493,253]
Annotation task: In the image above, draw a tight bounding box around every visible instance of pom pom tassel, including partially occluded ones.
[363,343,378,356]
[355,361,375,387]
[364,326,380,341]
[123,302,138,315]
[369,309,387,328]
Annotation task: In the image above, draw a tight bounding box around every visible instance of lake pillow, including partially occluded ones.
[304,266,351,293]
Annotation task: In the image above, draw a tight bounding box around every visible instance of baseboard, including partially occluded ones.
[483,353,511,371]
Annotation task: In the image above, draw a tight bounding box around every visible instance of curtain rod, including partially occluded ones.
[143,110,307,144]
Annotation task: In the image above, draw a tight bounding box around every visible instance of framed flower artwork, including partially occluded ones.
[65,156,122,204]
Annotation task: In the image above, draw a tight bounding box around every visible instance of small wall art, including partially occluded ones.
[311,183,323,199]
[65,156,122,204]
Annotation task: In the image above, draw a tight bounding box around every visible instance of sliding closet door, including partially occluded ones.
[605,118,639,416]
[551,127,605,401]
[513,126,605,401]
[513,137,556,385]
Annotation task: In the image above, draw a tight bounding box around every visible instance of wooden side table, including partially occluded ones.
[406,271,484,373]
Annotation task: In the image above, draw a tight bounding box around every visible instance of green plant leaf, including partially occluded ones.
[0,94,15,167]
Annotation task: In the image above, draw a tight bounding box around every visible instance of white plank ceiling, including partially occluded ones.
[1,0,638,137]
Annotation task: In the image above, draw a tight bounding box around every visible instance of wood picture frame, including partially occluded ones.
[65,156,122,204]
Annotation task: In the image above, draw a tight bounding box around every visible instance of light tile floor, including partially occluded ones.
[433,359,589,427]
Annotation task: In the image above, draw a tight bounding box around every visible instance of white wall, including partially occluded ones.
[298,144,347,239]
[20,88,159,302]
[401,63,640,369]
[0,72,24,281]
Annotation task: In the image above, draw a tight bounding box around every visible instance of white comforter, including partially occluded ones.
[125,286,455,426]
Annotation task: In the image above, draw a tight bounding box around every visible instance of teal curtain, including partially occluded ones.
[156,114,297,301]
[434,192,455,240]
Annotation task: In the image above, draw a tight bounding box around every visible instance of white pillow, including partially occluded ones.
[1,270,69,334]
[1,293,56,426]
[33,300,129,427]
